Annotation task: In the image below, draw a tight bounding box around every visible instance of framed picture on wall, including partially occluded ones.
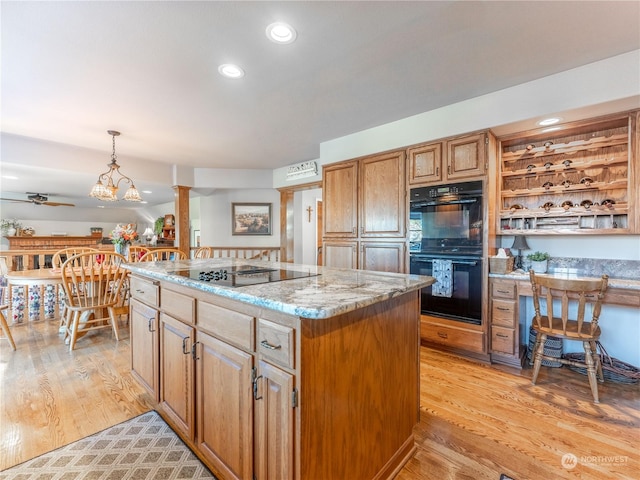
[231,203,272,235]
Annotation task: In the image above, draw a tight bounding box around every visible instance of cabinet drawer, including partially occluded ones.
[257,319,295,369]
[197,301,254,351]
[130,276,159,307]
[491,281,516,299]
[422,323,484,354]
[162,288,195,324]
[491,299,516,327]
[491,326,515,355]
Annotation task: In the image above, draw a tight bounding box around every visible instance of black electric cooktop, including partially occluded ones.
[170,265,320,288]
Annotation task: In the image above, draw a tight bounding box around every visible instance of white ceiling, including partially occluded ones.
[1,1,639,209]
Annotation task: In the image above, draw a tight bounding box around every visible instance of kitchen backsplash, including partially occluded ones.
[543,257,640,280]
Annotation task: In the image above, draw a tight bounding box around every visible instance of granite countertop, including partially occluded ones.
[489,270,640,291]
[123,259,435,319]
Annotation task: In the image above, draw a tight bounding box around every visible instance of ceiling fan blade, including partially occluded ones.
[0,198,32,203]
[42,201,76,207]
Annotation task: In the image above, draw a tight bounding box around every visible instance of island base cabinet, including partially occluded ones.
[196,331,254,480]
[299,292,420,479]
[132,276,422,480]
[130,298,159,401]
[159,313,195,441]
[254,360,295,480]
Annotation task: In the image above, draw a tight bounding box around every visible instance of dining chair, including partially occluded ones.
[0,305,16,350]
[127,246,150,262]
[60,251,128,351]
[194,246,213,259]
[52,247,99,329]
[529,270,609,403]
[138,248,187,262]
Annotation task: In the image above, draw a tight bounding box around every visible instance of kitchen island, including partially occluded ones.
[124,258,434,480]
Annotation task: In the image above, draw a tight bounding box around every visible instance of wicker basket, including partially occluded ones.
[489,256,515,274]
[564,342,640,384]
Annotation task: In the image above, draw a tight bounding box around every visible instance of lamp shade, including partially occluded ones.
[511,236,530,251]
[143,227,154,237]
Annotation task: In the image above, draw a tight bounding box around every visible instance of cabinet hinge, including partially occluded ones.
[291,388,298,408]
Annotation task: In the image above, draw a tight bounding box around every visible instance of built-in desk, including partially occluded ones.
[488,272,640,368]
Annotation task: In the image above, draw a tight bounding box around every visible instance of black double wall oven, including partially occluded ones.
[409,181,483,325]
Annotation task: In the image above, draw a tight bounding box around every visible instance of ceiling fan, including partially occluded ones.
[0,192,75,207]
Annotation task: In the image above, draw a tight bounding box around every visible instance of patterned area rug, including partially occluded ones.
[0,411,216,479]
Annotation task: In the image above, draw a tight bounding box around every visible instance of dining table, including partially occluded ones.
[6,264,129,338]
[5,268,65,323]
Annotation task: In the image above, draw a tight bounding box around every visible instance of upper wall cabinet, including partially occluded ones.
[497,111,638,235]
[323,150,406,239]
[408,132,487,185]
[323,161,359,238]
[360,151,406,238]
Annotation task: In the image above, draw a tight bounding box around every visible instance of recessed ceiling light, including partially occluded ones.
[537,117,561,126]
[218,64,245,79]
[266,22,297,44]
[142,190,152,194]
[2,175,18,180]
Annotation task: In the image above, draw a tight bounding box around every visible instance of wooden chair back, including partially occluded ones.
[529,271,609,338]
[52,247,99,268]
[127,246,150,262]
[138,248,187,262]
[194,246,213,259]
[60,252,128,350]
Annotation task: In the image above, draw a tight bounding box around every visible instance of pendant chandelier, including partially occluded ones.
[89,130,142,202]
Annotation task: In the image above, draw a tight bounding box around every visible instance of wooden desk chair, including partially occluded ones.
[52,247,99,328]
[194,246,213,259]
[138,248,187,262]
[529,271,609,403]
[127,246,150,262]
[60,252,128,351]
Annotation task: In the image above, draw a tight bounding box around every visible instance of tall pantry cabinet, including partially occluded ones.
[322,149,407,273]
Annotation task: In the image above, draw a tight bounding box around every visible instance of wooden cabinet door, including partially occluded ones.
[360,151,406,238]
[322,161,358,237]
[159,313,195,440]
[322,240,358,269]
[408,142,443,185]
[446,133,485,180]
[196,331,254,480]
[254,360,295,480]
[130,298,159,401]
[360,241,406,273]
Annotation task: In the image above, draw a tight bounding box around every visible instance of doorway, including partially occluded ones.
[316,200,323,266]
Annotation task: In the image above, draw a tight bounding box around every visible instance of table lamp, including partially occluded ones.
[510,236,530,270]
[143,227,154,244]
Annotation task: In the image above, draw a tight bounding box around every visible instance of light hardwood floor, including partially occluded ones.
[1,319,638,479]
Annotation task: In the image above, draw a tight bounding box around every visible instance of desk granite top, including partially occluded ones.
[124,259,435,319]
[489,270,640,291]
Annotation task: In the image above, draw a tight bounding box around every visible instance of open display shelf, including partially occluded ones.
[497,112,637,235]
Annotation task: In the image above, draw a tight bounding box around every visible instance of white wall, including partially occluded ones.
[293,188,322,265]
[197,189,280,247]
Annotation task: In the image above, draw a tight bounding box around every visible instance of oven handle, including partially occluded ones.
[410,198,478,208]
[410,258,479,266]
